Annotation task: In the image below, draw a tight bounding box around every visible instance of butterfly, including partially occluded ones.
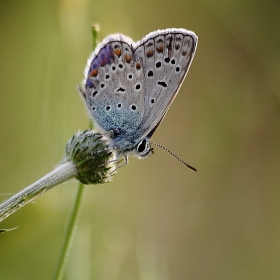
[79,28,197,168]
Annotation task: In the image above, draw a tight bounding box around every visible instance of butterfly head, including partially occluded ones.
[109,131,153,160]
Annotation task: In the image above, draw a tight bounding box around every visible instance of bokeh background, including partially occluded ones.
[1,0,280,279]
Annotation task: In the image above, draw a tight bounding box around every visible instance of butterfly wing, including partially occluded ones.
[81,34,146,137]
[133,28,197,140]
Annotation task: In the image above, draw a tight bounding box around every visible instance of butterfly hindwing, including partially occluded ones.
[82,35,145,136]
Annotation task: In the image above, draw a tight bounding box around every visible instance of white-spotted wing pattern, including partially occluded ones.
[80,28,197,161]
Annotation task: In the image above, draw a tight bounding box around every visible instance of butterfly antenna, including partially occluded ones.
[150,142,197,172]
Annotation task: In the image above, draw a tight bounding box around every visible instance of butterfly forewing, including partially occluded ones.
[133,29,197,140]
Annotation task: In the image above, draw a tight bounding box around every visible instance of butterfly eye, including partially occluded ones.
[136,139,152,158]
[137,139,146,153]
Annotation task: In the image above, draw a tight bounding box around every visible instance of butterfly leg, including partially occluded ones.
[117,155,129,168]
[108,155,129,175]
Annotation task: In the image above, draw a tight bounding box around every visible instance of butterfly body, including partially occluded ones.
[80,28,197,160]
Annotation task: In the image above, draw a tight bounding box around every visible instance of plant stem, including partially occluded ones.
[0,161,77,223]
[53,23,100,280]
[91,23,99,51]
[53,183,84,280]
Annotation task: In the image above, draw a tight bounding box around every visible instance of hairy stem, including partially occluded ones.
[0,161,77,223]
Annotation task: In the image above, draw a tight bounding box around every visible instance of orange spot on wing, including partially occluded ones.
[90,69,98,77]
[146,49,154,58]
[115,49,121,57]
[156,45,164,53]
[124,53,132,63]
[135,62,141,70]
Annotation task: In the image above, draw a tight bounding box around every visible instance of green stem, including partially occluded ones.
[53,183,84,280]
[91,23,99,51]
[54,24,99,280]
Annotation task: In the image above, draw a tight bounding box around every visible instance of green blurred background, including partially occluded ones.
[1,0,280,279]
